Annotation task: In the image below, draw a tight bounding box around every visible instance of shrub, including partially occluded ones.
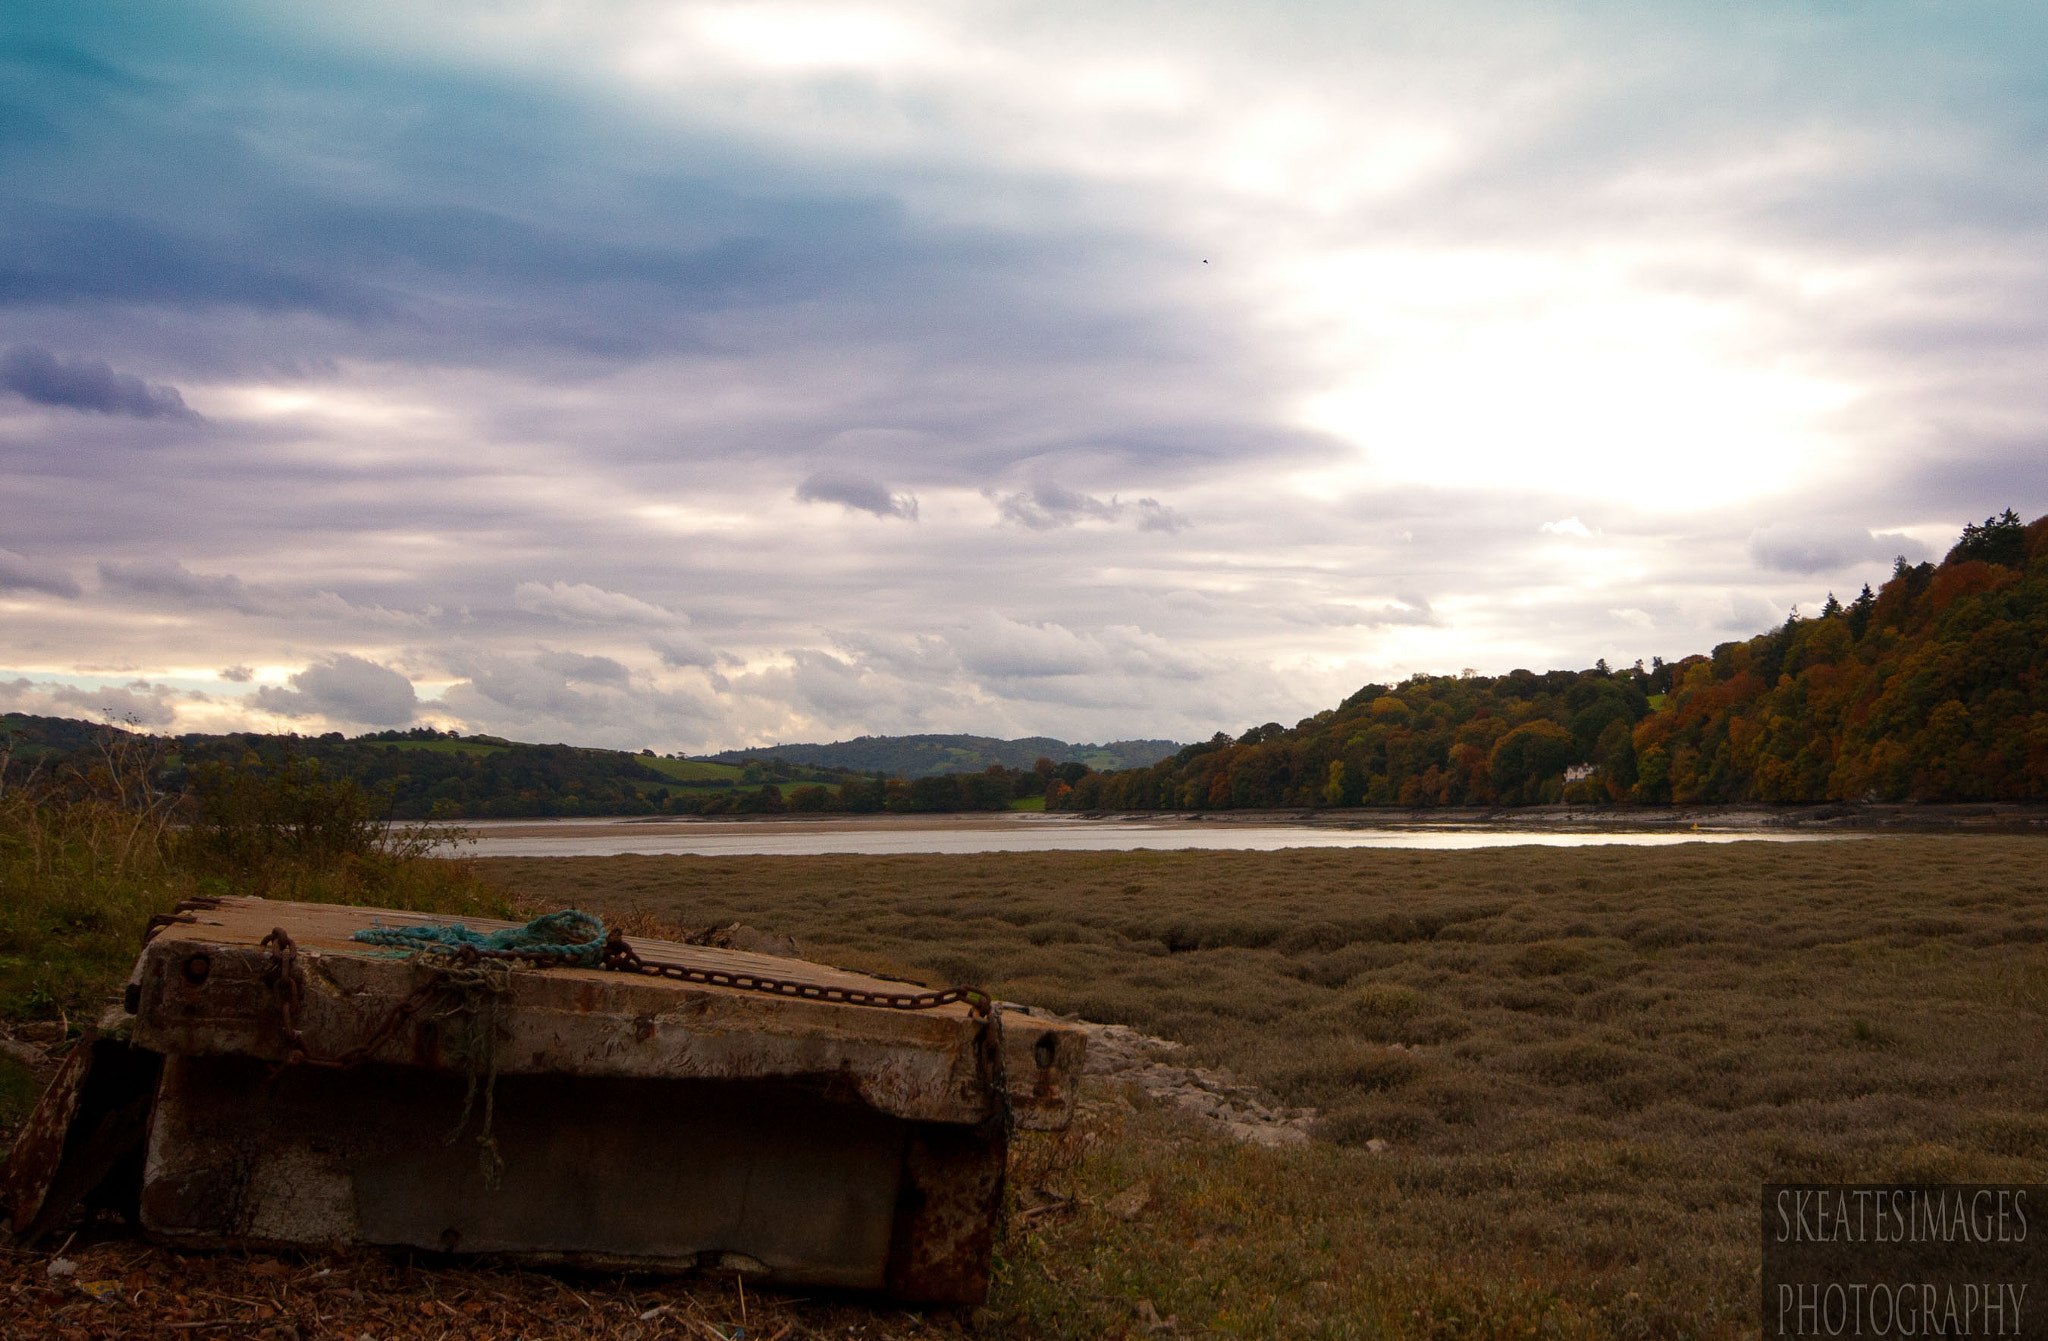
[1517,1041,1640,1086]
[181,747,432,873]
[1512,941,1592,977]
[1319,1099,1440,1145]
[1349,982,1429,1040]
[0,725,505,1022]
[1284,1046,1425,1101]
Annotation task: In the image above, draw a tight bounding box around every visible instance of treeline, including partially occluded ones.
[1051,508,2048,811]
[0,725,853,820]
[165,732,702,819]
[707,733,1183,776]
[1632,510,2047,803]
[687,760,1083,816]
[1051,665,1651,811]
[167,734,1076,818]
[0,720,1086,819]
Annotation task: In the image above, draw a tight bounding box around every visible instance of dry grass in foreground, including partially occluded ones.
[477,837,2048,1338]
[0,1233,970,1340]
[0,1097,1654,1341]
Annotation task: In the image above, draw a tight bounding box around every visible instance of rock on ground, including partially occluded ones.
[1002,1006,1317,1147]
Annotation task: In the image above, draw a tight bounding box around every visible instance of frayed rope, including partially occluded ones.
[349,909,606,966]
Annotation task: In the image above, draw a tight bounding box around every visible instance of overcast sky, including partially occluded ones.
[3,1,2043,751]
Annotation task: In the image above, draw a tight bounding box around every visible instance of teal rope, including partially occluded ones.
[351,909,606,967]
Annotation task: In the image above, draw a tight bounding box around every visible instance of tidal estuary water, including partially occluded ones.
[447,813,1853,858]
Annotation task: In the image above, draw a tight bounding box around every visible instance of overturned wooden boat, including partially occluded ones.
[2,896,1085,1303]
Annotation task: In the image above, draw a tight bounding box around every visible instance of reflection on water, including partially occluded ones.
[450,816,1851,859]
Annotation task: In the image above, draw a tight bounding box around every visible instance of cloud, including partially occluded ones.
[1718,594,1784,634]
[295,591,428,625]
[725,646,977,732]
[99,558,261,612]
[1541,517,1595,539]
[253,654,418,726]
[989,485,1192,533]
[513,581,676,625]
[952,617,1102,679]
[533,649,631,685]
[0,547,81,598]
[434,651,716,748]
[218,664,254,682]
[1297,596,1442,629]
[653,632,721,669]
[795,472,918,520]
[990,482,1125,530]
[96,558,422,624]
[952,614,1213,685]
[1747,524,1927,575]
[1135,499,1190,533]
[0,676,180,729]
[0,345,198,420]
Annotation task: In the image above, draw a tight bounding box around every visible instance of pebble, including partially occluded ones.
[0,1038,47,1067]
[1105,1185,1152,1220]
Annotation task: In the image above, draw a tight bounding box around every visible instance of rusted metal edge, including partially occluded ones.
[0,1029,97,1239]
[885,1117,1009,1303]
[2,1031,161,1245]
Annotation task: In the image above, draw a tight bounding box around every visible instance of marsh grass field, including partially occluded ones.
[6,817,2047,1339]
[478,838,2048,1338]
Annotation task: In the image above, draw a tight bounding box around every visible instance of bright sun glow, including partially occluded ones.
[1282,248,1860,509]
[688,5,939,71]
[209,383,447,430]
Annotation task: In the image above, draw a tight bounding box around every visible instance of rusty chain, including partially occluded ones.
[257,921,991,1074]
[261,927,446,1070]
[259,927,308,1060]
[340,919,990,1016]
[365,919,995,1015]
[598,930,993,1017]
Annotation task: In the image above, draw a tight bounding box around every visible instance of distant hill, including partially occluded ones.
[0,718,854,820]
[0,712,136,759]
[0,716,1183,819]
[704,733,1187,777]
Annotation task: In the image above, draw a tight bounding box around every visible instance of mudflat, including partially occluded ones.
[449,811,1861,857]
[459,812,1048,839]
[477,835,2048,1337]
[462,801,2048,837]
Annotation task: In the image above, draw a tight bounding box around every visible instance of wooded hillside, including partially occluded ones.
[706,733,1184,776]
[1053,509,2048,810]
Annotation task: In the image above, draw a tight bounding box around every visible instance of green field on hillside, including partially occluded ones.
[639,755,748,782]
